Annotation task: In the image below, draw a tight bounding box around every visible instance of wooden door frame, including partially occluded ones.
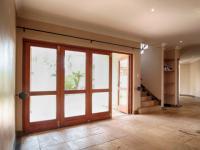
[22,39,133,133]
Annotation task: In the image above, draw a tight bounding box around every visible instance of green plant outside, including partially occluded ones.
[65,71,85,90]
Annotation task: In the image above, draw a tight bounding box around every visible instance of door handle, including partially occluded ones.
[16,92,29,100]
[137,86,142,91]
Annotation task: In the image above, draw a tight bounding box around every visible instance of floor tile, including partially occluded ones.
[17,96,200,150]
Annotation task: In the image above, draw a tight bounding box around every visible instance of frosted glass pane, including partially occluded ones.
[65,94,85,117]
[30,95,56,122]
[92,54,109,89]
[65,51,86,90]
[92,92,109,113]
[30,46,56,91]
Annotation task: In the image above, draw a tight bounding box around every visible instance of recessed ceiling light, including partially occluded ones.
[179,41,183,43]
[151,8,155,12]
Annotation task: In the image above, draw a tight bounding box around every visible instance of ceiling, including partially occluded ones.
[16,0,200,47]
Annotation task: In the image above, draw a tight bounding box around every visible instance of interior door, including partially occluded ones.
[118,57,129,114]
[23,42,59,133]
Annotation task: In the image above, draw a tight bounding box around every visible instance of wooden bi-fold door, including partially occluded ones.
[22,40,112,133]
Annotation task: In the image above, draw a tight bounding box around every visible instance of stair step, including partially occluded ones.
[138,105,161,114]
[141,96,151,101]
[141,100,157,107]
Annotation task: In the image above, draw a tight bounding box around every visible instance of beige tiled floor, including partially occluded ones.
[17,96,200,150]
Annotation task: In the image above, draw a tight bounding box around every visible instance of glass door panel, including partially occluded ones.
[92,92,109,113]
[65,51,86,90]
[29,46,57,123]
[30,95,56,122]
[30,46,57,91]
[92,53,111,115]
[64,50,86,119]
[92,54,109,89]
[64,94,86,117]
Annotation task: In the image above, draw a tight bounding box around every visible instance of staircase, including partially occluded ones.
[138,85,161,114]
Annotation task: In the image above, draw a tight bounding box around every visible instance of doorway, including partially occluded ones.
[112,53,132,117]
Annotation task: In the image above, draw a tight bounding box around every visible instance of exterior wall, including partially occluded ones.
[0,0,16,149]
[16,18,141,131]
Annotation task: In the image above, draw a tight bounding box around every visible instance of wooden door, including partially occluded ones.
[23,41,59,133]
[118,57,129,114]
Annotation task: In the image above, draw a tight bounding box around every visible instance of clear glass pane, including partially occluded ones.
[65,51,86,90]
[120,59,128,68]
[119,60,128,89]
[119,89,128,105]
[92,92,109,113]
[30,46,56,91]
[65,94,85,117]
[30,95,56,122]
[92,54,109,89]
[119,58,129,105]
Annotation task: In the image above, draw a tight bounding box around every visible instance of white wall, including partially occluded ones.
[180,60,200,97]
[190,60,200,97]
[141,46,163,100]
[0,0,16,149]
[180,64,190,95]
